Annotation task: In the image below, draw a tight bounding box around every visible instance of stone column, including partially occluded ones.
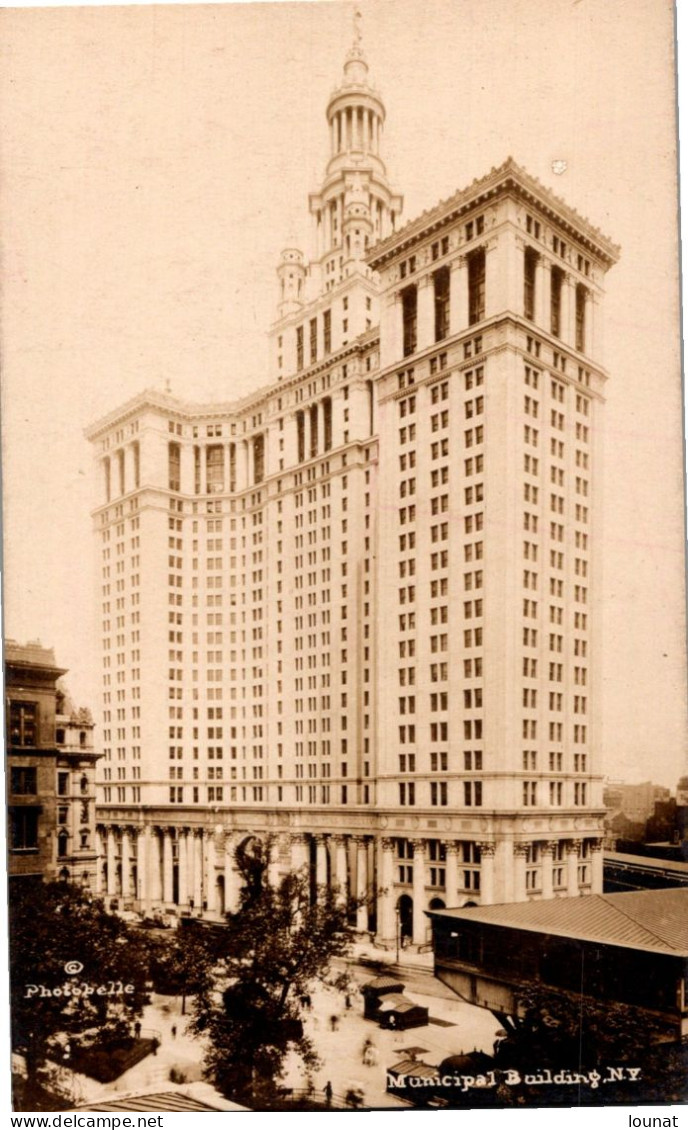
[377,837,396,942]
[485,229,522,317]
[186,829,196,909]
[449,255,469,337]
[178,830,189,906]
[224,837,242,913]
[591,838,604,893]
[444,841,459,907]
[513,843,528,903]
[483,238,500,320]
[590,291,602,361]
[137,827,149,910]
[541,841,556,900]
[106,827,117,897]
[193,830,204,908]
[315,835,329,889]
[354,837,368,933]
[268,836,283,888]
[162,829,174,905]
[206,834,217,913]
[290,832,311,872]
[150,828,164,904]
[567,840,581,896]
[380,293,403,370]
[416,275,434,352]
[477,842,496,904]
[332,834,349,904]
[557,274,571,345]
[120,828,131,900]
[411,839,427,945]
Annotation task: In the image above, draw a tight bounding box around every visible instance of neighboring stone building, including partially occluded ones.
[55,683,100,888]
[86,23,618,942]
[603,779,673,849]
[5,639,99,888]
[5,640,66,883]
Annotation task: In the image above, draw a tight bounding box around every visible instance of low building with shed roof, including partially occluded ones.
[430,889,688,1043]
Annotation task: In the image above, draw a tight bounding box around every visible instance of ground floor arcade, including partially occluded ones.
[95,809,604,945]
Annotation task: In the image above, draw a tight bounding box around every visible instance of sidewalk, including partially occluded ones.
[281,968,500,1109]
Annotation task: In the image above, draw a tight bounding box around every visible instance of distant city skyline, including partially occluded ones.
[1,0,686,786]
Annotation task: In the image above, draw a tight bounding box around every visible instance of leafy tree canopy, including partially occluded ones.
[494,984,688,1106]
[189,840,357,1107]
[9,880,150,1083]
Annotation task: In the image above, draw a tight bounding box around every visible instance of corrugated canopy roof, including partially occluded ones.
[74,1093,225,1112]
[431,890,688,956]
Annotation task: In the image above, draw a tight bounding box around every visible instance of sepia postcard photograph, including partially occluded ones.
[1,0,687,1116]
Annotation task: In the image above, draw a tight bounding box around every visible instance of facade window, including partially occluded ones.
[168,442,181,492]
[323,309,332,355]
[402,285,417,357]
[253,434,265,484]
[464,781,483,806]
[206,445,224,493]
[524,247,537,320]
[310,317,318,363]
[523,781,537,806]
[468,249,485,325]
[434,266,450,341]
[10,808,39,851]
[297,411,305,462]
[296,325,304,370]
[8,702,37,747]
[551,266,564,337]
[323,397,333,451]
[10,767,37,794]
[132,441,140,489]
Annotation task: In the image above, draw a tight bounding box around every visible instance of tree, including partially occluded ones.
[493,984,688,1106]
[9,880,150,1093]
[189,840,357,1107]
[148,921,223,1015]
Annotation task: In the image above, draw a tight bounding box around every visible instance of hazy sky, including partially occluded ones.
[1,0,686,786]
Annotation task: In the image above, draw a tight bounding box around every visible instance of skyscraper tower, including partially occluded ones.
[87,18,618,943]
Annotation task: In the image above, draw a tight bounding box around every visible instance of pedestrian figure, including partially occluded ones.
[171,1024,177,1039]
[304,993,312,1009]
[344,992,352,1010]
[330,1014,339,1032]
[134,1020,142,1040]
[324,1080,333,1107]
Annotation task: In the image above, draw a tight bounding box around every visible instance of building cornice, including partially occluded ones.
[367,157,620,271]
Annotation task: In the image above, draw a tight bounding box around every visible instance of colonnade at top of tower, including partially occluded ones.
[328,102,383,160]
